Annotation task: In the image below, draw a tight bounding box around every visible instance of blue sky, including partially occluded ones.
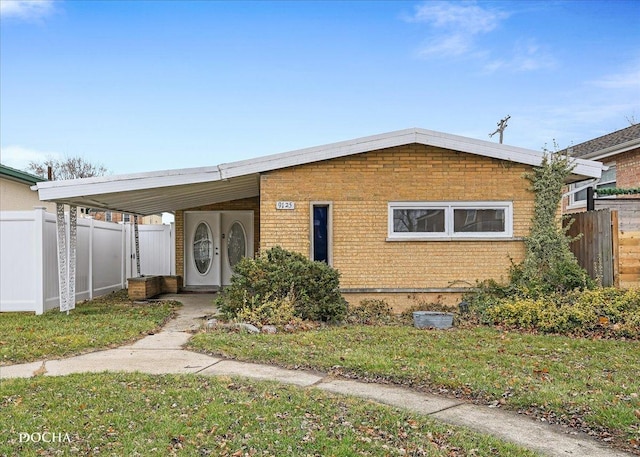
[1,0,639,175]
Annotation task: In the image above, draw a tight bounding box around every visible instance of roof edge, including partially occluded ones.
[0,164,47,185]
[218,127,603,180]
[577,137,640,161]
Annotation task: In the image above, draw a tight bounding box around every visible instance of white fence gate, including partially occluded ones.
[124,223,174,279]
[0,208,174,314]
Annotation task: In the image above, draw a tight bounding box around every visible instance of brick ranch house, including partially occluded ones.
[35,128,604,311]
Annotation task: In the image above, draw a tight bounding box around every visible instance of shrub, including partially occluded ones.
[217,246,348,323]
[485,287,640,338]
[461,278,515,324]
[234,291,303,329]
[347,299,394,325]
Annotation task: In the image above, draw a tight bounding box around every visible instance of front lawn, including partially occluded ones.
[0,372,537,456]
[0,291,178,365]
[189,325,640,453]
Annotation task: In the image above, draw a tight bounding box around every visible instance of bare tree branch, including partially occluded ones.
[28,155,108,180]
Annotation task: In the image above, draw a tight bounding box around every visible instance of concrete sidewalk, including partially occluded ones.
[0,294,631,456]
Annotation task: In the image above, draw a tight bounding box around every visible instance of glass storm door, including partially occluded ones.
[221,212,254,285]
[185,212,221,286]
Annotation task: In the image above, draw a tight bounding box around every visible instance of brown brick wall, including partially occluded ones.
[128,275,183,299]
[344,292,463,313]
[92,211,161,224]
[616,148,640,190]
[128,276,161,300]
[260,144,532,291]
[175,196,260,278]
[563,148,640,211]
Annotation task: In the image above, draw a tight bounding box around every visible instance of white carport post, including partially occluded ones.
[56,204,77,314]
[134,215,141,277]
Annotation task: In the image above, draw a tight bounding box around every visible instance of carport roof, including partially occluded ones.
[35,127,605,216]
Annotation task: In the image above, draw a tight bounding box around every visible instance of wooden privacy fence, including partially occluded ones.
[566,209,617,287]
[567,200,640,289]
[595,199,640,289]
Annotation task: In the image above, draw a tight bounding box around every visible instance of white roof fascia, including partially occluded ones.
[217,129,419,179]
[416,129,603,179]
[36,167,222,201]
[34,127,604,208]
[218,127,603,180]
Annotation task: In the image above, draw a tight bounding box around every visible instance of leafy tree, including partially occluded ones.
[28,155,107,180]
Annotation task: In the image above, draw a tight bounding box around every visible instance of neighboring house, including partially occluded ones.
[562,124,640,289]
[91,210,162,225]
[34,128,603,310]
[0,164,161,223]
[0,164,56,212]
[564,124,640,212]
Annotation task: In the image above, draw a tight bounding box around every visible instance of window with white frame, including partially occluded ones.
[569,163,617,206]
[388,202,513,239]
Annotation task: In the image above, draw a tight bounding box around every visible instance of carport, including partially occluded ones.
[34,164,261,312]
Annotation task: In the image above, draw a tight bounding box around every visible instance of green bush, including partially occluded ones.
[347,299,394,325]
[485,287,640,338]
[509,259,594,297]
[234,291,302,328]
[217,246,348,323]
[461,278,514,324]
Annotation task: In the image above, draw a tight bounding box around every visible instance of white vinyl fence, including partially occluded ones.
[0,207,173,314]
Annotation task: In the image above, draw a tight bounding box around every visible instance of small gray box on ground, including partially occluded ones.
[413,311,454,329]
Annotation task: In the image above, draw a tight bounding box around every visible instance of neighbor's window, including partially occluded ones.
[388,202,513,239]
[569,163,616,206]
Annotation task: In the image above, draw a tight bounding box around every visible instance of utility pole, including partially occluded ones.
[489,115,511,144]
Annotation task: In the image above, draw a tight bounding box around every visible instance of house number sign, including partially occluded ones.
[276,201,295,210]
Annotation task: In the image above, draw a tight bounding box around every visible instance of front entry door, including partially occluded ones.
[185,211,254,288]
[221,212,254,285]
[185,212,221,287]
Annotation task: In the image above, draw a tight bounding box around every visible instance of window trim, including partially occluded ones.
[310,202,333,265]
[568,163,617,208]
[387,201,513,240]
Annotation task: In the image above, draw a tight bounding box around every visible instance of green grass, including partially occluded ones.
[0,291,178,365]
[189,325,640,452]
[0,372,538,456]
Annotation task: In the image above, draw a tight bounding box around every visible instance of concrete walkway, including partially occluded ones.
[0,294,631,457]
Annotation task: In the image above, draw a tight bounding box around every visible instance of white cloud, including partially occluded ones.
[406,1,509,59]
[418,34,472,58]
[484,39,556,73]
[589,65,640,90]
[0,0,56,21]
[0,145,61,172]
